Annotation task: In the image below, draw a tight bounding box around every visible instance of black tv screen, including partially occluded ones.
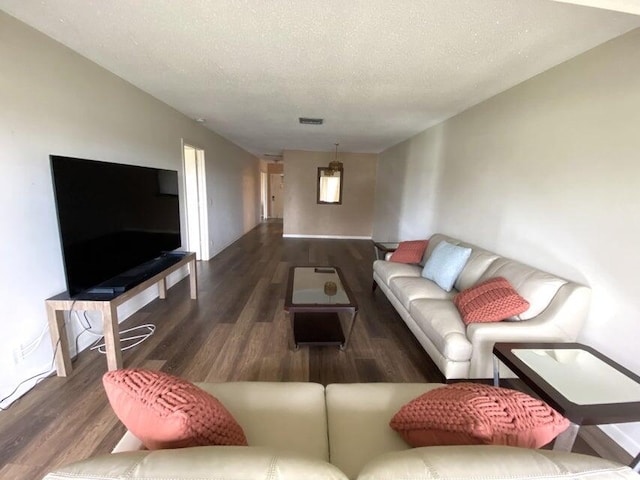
[50,155,181,296]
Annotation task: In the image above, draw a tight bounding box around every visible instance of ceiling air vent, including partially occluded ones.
[299,117,324,125]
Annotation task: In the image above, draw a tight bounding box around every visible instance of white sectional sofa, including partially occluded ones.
[373,234,591,380]
[43,382,634,480]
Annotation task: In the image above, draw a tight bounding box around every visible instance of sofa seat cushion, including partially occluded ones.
[389,277,454,310]
[357,446,637,480]
[43,446,348,480]
[373,260,422,285]
[325,383,444,480]
[410,299,471,362]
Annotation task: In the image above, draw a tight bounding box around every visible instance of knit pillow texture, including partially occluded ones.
[103,368,247,450]
[390,383,569,449]
[454,277,530,324]
[421,241,472,292]
[390,240,429,264]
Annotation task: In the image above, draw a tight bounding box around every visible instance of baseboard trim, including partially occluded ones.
[283,234,372,240]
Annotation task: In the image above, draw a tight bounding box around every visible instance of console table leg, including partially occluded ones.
[102,303,122,371]
[46,304,72,377]
[553,422,580,451]
[189,258,198,299]
[158,278,167,299]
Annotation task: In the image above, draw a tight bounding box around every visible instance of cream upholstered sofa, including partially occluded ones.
[373,234,591,379]
[43,382,636,480]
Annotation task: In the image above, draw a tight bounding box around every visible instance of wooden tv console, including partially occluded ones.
[45,252,197,377]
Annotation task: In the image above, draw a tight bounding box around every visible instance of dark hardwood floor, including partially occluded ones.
[0,221,605,479]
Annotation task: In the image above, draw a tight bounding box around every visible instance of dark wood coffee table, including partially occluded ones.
[493,342,640,468]
[284,266,358,350]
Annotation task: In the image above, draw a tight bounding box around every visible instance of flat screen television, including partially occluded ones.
[50,155,182,296]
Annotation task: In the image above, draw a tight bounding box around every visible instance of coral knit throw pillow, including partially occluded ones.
[454,277,530,324]
[103,368,247,449]
[390,383,569,449]
[390,240,429,264]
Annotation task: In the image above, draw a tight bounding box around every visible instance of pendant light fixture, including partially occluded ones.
[328,143,343,174]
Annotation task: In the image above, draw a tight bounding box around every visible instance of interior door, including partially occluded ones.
[183,143,209,260]
[269,173,284,219]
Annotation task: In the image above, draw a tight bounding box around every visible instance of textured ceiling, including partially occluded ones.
[1,1,639,156]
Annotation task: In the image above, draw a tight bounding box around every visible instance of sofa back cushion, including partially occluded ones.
[357,445,637,480]
[200,382,329,462]
[325,383,444,480]
[102,369,248,450]
[421,241,472,292]
[423,234,500,291]
[426,234,568,320]
[43,446,348,480]
[478,258,567,320]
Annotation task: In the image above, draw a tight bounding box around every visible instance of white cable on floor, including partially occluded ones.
[89,324,156,353]
[74,310,156,354]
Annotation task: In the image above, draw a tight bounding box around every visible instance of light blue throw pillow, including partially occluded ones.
[421,241,472,292]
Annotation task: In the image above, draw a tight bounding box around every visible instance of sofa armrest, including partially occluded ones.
[466,283,591,378]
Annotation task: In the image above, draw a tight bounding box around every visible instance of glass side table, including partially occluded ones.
[372,241,399,260]
[493,342,640,471]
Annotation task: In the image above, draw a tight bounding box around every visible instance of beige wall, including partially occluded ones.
[0,11,260,407]
[373,28,640,453]
[283,150,377,237]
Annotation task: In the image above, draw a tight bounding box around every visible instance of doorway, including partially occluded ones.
[269,173,284,219]
[260,171,269,220]
[183,142,209,260]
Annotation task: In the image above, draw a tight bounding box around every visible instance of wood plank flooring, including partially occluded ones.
[0,221,608,479]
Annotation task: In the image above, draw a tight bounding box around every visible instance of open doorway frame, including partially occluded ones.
[182,141,209,260]
[260,171,269,220]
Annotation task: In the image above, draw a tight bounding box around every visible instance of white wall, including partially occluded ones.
[373,124,444,241]
[373,28,640,454]
[0,12,260,407]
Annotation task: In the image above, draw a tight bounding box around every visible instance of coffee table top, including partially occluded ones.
[494,342,640,425]
[284,266,357,312]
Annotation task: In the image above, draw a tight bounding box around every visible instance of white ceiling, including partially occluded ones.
[1,1,639,157]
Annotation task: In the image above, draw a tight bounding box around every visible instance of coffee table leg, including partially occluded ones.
[288,312,299,351]
[340,309,358,351]
[553,422,579,451]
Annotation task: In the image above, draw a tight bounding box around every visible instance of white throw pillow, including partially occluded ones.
[421,241,472,292]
